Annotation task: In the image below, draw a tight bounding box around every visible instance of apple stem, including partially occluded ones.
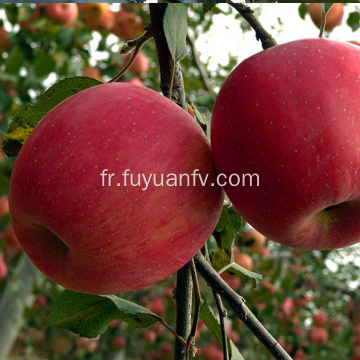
[319,7,326,38]
[194,252,294,360]
[108,30,153,83]
[228,2,277,50]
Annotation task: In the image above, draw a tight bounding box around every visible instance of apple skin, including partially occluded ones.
[112,10,143,40]
[211,38,360,250]
[9,83,223,295]
[307,326,328,345]
[308,3,344,32]
[45,3,78,25]
[240,229,266,253]
[122,52,149,75]
[85,9,115,32]
[313,311,327,327]
[82,67,103,82]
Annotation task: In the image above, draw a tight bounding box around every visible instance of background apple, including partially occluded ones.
[0,196,9,219]
[9,83,223,295]
[122,52,149,75]
[0,27,10,52]
[45,3,78,25]
[112,10,143,40]
[308,3,344,32]
[240,228,266,253]
[307,326,328,345]
[313,311,327,327]
[82,67,103,82]
[234,252,253,271]
[0,254,7,279]
[211,38,360,250]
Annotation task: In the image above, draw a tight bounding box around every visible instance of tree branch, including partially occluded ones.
[228,2,277,50]
[194,252,293,360]
[149,4,186,108]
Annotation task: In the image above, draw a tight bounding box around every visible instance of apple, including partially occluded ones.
[85,3,109,18]
[147,297,165,316]
[211,38,360,250]
[45,3,78,25]
[202,344,223,360]
[313,311,327,327]
[240,228,266,253]
[0,196,9,219]
[0,254,7,279]
[0,27,10,52]
[142,330,157,343]
[348,41,360,47]
[308,3,344,32]
[76,336,99,351]
[85,9,115,32]
[308,326,328,345]
[113,336,126,349]
[220,271,241,290]
[234,252,253,271]
[82,67,103,82]
[129,77,143,86]
[112,10,143,40]
[9,82,223,295]
[122,52,149,75]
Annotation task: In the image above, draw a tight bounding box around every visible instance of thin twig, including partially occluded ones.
[228,2,277,50]
[213,291,230,360]
[186,35,214,93]
[194,252,293,360]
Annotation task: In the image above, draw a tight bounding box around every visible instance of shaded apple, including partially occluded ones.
[308,3,344,32]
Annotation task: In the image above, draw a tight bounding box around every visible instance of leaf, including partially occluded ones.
[347,12,360,32]
[203,4,217,14]
[193,105,211,139]
[34,51,56,77]
[298,3,307,20]
[4,45,25,75]
[0,83,12,113]
[227,262,263,289]
[46,290,162,338]
[163,4,188,62]
[199,295,244,360]
[4,4,18,25]
[215,207,231,232]
[319,3,334,14]
[2,77,102,157]
[56,28,76,48]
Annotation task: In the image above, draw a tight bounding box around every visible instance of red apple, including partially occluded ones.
[234,252,253,271]
[240,228,266,253]
[147,297,165,316]
[308,3,344,32]
[348,41,360,47]
[129,77,143,86]
[9,83,223,295]
[85,9,115,32]
[82,67,103,82]
[45,3,78,25]
[112,10,143,40]
[122,52,149,75]
[0,27,10,52]
[308,327,328,345]
[113,336,126,349]
[0,196,9,219]
[85,3,109,18]
[0,254,7,279]
[211,39,360,250]
[313,311,327,327]
[220,271,241,290]
[142,330,156,343]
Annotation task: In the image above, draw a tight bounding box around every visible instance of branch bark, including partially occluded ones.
[228,2,277,50]
[194,252,293,360]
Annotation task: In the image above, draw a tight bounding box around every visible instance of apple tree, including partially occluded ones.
[1,3,360,360]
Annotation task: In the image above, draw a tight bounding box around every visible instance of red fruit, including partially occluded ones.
[34,294,47,308]
[122,52,149,75]
[113,336,126,349]
[0,196,9,219]
[2,224,21,249]
[308,3,344,32]
[307,327,328,345]
[82,67,103,82]
[160,342,172,356]
[112,10,143,40]
[76,336,99,351]
[202,344,223,360]
[85,9,115,32]
[221,272,241,291]
[240,229,266,253]
[9,83,223,295]
[129,77,143,86]
[142,330,156,343]
[211,38,360,250]
[0,27,10,51]
[261,280,276,294]
[0,254,7,279]
[313,311,327,327]
[234,252,253,271]
[85,3,109,18]
[292,326,304,337]
[282,297,293,318]
[147,297,165,316]
[45,3,78,25]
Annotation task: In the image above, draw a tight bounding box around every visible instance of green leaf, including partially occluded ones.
[347,12,360,32]
[298,3,307,20]
[199,295,244,360]
[193,105,211,139]
[2,77,102,157]
[163,4,188,62]
[34,51,56,77]
[56,28,76,48]
[215,207,231,233]
[4,4,18,25]
[0,83,12,113]
[319,3,334,14]
[203,4,217,14]
[209,248,231,271]
[227,262,263,289]
[46,290,162,338]
[4,45,25,75]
